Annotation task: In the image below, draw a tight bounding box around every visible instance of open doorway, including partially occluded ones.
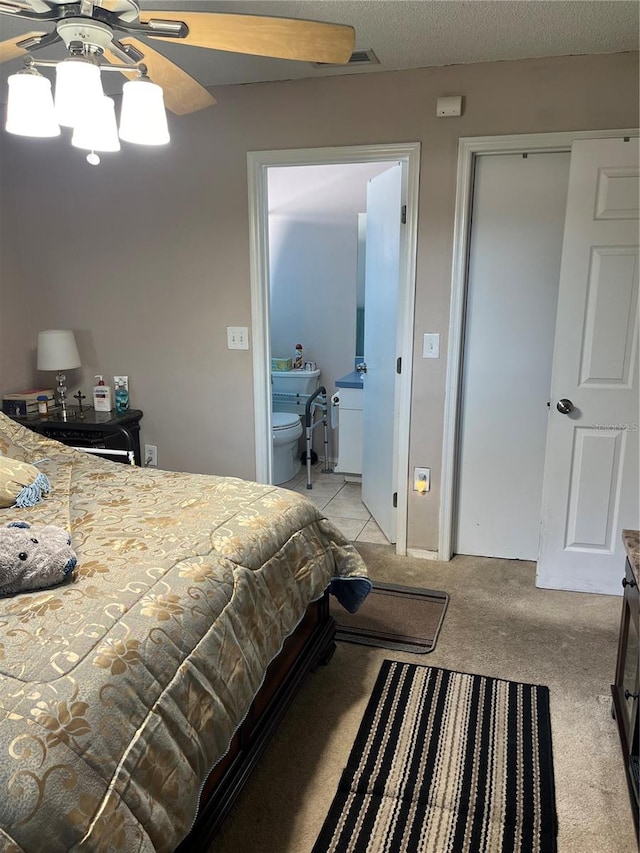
[247,143,420,554]
[455,151,571,560]
[267,161,393,544]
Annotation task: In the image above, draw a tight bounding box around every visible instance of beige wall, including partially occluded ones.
[0,51,637,551]
[0,136,36,392]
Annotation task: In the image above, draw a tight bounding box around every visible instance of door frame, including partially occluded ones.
[439,128,639,561]
[247,142,421,555]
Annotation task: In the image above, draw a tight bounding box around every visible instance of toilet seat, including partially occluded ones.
[272,412,302,431]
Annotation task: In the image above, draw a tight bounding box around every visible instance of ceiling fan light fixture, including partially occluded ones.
[119,77,169,146]
[5,67,60,138]
[55,56,104,128]
[72,95,120,153]
[1,3,355,158]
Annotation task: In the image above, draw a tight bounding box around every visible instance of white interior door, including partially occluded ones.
[456,152,570,559]
[538,136,639,594]
[361,163,403,542]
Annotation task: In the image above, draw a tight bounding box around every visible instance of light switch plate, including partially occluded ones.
[227,326,250,350]
[423,333,440,359]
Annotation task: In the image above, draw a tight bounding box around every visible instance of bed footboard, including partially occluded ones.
[177,591,336,850]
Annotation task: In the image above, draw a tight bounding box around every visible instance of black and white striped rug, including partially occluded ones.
[313,660,557,853]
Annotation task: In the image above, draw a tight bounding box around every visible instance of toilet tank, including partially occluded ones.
[272,369,321,415]
[271,369,320,395]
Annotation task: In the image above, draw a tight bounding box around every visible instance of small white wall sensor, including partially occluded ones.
[436,96,463,117]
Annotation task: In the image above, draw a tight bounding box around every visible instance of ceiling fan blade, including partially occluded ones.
[141,11,355,64]
[0,30,46,64]
[105,38,216,115]
[0,1,36,16]
[94,0,139,23]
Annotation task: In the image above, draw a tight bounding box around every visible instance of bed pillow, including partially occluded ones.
[0,457,51,508]
[0,432,32,462]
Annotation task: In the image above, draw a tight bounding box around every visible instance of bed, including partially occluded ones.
[0,413,371,852]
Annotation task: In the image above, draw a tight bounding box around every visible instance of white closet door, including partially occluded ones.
[456,152,570,559]
[537,137,639,593]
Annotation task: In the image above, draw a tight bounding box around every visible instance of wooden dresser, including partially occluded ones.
[611,529,639,839]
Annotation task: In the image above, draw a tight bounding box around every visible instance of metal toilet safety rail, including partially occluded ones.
[304,386,332,489]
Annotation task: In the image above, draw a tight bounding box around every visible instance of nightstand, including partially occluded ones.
[9,408,144,466]
[611,529,639,840]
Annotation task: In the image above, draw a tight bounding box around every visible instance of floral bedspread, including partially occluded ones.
[0,414,370,852]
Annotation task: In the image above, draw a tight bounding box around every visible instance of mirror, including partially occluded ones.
[356,212,366,357]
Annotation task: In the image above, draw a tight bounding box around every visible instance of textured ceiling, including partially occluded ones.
[0,1,637,93]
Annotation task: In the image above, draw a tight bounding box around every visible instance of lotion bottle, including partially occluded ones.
[93,375,113,412]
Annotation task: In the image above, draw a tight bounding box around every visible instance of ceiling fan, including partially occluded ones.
[0,1,356,115]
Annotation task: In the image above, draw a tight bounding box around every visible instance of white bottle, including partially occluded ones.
[93,375,113,412]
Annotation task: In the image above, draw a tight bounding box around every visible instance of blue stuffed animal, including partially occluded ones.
[0,521,77,597]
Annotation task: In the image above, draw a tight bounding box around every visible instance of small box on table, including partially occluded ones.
[271,358,293,372]
[3,389,55,418]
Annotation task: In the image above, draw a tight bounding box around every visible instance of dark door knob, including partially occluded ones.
[556,398,574,414]
[622,577,637,588]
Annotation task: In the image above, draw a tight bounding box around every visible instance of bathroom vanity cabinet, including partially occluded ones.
[334,386,363,476]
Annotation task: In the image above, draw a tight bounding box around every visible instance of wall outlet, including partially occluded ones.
[144,444,158,467]
[227,326,250,350]
[413,467,430,493]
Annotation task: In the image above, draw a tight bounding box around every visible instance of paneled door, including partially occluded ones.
[537,137,639,594]
[361,163,403,542]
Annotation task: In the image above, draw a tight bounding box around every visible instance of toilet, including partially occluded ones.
[272,412,304,485]
[271,368,321,485]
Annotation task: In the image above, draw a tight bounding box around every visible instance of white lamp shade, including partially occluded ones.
[119,78,170,146]
[72,96,120,152]
[37,330,81,371]
[55,58,104,128]
[5,72,61,138]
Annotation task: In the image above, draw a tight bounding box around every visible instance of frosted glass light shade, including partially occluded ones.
[37,330,81,371]
[5,71,60,138]
[119,78,170,145]
[72,96,120,152]
[55,58,104,128]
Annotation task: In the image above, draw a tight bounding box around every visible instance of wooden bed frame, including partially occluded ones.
[176,591,336,850]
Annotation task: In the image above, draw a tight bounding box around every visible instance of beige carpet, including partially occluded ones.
[210,544,636,853]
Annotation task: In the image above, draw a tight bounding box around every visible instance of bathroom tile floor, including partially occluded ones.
[279,469,391,545]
